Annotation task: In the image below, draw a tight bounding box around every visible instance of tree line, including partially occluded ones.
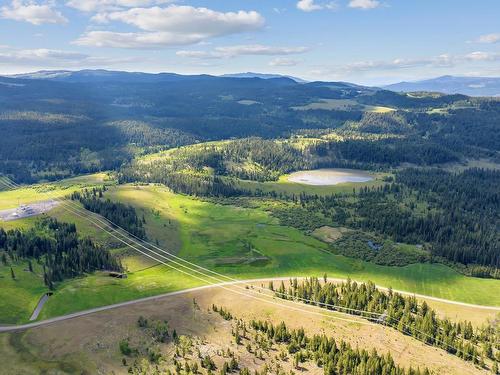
[270,277,499,370]
[71,187,147,240]
[249,317,430,375]
[0,218,121,289]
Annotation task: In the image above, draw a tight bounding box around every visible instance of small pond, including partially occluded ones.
[287,168,374,186]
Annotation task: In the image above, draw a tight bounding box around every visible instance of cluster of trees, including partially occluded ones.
[310,137,459,168]
[0,218,121,288]
[271,278,499,368]
[71,187,147,239]
[331,231,431,267]
[270,168,499,276]
[349,168,499,271]
[250,319,430,375]
[137,316,170,343]
[120,138,309,186]
[120,171,246,197]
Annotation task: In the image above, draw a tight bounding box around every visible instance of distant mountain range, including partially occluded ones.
[6,70,500,97]
[220,72,308,83]
[383,75,500,97]
[9,70,308,84]
[10,69,212,83]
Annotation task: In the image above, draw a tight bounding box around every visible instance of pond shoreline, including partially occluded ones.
[287,168,374,186]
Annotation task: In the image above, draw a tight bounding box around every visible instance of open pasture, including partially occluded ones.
[107,185,500,307]
[1,180,500,325]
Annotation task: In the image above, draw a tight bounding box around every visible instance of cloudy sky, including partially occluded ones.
[0,0,499,85]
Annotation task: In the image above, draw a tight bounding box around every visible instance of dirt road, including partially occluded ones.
[1,277,499,333]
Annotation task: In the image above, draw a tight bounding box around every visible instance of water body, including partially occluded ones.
[287,168,374,186]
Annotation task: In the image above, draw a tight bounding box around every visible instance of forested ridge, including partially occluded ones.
[270,278,499,370]
[2,72,499,182]
[71,187,147,240]
[0,218,121,289]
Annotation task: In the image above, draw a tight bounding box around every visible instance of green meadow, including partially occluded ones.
[1,178,500,324]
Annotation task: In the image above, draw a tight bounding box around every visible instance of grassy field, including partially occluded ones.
[0,172,111,210]
[291,98,395,113]
[1,179,500,325]
[0,260,48,324]
[108,185,500,306]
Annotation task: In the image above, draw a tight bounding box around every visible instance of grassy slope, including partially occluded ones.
[1,180,500,324]
[0,173,115,323]
[108,185,500,306]
[0,261,48,323]
[0,172,110,210]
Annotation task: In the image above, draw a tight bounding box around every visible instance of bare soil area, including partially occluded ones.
[1,282,489,375]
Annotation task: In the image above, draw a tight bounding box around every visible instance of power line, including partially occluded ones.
[0,177,377,326]
[0,177,484,361]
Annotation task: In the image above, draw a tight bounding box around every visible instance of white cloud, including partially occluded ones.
[297,0,322,11]
[465,51,500,61]
[296,0,337,12]
[309,51,500,79]
[175,50,216,59]
[475,33,500,44]
[75,5,264,48]
[66,0,172,13]
[93,6,264,33]
[74,31,204,48]
[215,45,308,57]
[0,47,135,67]
[348,0,380,10]
[176,44,309,59]
[344,55,455,72]
[269,58,299,67]
[1,0,67,25]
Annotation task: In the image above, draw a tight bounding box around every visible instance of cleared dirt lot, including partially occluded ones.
[0,200,60,221]
[0,281,490,375]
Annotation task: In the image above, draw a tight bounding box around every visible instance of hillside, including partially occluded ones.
[1,70,498,183]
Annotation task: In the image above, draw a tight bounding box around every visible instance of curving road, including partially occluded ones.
[1,277,499,333]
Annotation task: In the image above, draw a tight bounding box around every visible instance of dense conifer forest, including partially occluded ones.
[1,73,499,182]
[71,187,147,240]
[0,218,121,288]
[270,278,499,370]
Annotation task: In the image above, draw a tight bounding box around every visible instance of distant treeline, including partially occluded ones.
[118,133,466,199]
[0,218,121,289]
[271,278,499,369]
[3,86,499,183]
[71,187,147,240]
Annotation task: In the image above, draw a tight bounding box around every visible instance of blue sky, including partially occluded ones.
[0,0,499,84]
